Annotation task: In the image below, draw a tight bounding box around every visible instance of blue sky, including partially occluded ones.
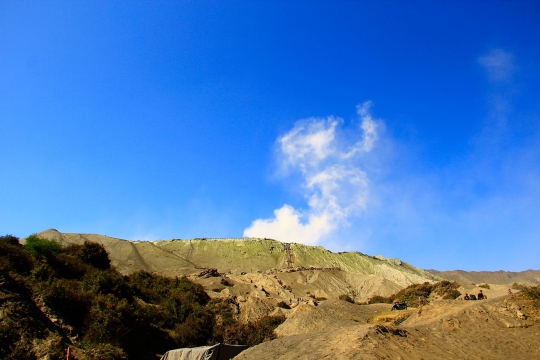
[1,1,539,271]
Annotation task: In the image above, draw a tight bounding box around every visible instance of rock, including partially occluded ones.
[197,268,221,278]
[516,310,527,319]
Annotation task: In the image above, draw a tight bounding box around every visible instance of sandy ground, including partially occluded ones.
[234,294,540,360]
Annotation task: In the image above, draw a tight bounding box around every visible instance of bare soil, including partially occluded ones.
[234,294,540,359]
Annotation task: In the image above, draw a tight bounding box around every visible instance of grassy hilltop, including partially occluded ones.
[35,229,438,287]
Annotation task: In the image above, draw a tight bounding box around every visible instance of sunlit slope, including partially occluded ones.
[427,269,540,285]
[36,229,438,286]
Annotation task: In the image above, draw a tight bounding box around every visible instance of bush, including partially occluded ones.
[223,315,285,347]
[46,335,67,360]
[0,234,20,246]
[172,307,214,347]
[31,263,55,281]
[521,285,540,301]
[162,295,194,325]
[41,279,91,329]
[50,253,91,280]
[339,294,354,303]
[432,280,461,299]
[0,321,19,359]
[394,282,432,306]
[367,281,461,306]
[368,295,392,304]
[0,235,35,274]
[478,283,490,289]
[65,242,111,270]
[130,271,209,306]
[512,282,527,291]
[84,343,128,360]
[83,295,134,347]
[24,235,62,261]
[82,270,133,300]
[276,300,291,309]
[5,341,36,360]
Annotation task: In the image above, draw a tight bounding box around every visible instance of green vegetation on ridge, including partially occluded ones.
[367,280,462,306]
[36,230,440,287]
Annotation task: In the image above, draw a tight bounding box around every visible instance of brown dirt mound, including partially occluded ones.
[234,295,540,359]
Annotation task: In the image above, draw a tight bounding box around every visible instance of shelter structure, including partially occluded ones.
[160,343,248,360]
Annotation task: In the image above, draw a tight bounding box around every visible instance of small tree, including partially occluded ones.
[24,234,61,261]
[78,241,111,270]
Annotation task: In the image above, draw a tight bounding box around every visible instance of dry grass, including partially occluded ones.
[368,310,412,325]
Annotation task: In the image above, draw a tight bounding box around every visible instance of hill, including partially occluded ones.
[427,269,540,285]
[0,234,287,360]
[34,229,439,288]
[5,230,540,359]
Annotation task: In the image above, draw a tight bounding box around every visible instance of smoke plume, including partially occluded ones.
[243,102,380,244]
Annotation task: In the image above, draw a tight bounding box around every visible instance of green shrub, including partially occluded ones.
[41,279,91,329]
[162,295,194,325]
[432,280,461,299]
[521,285,540,301]
[442,289,462,299]
[24,235,62,261]
[70,241,111,270]
[222,315,285,347]
[31,263,55,281]
[83,295,134,347]
[478,283,490,289]
[172,307,214,347]
[368,295,392,304]
[394,282,432,306]
[130,271,209,306]
[82,270,133,299]
[50,253,91,280]
[367,281,461,306]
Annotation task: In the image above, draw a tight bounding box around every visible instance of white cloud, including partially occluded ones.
[478,49,515,82]
[279,116,339,169]
[243,102,380,244]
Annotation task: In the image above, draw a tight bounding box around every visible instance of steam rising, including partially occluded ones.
[243,102,379,244]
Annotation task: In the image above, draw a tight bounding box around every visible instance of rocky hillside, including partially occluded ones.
[35,229,439,287]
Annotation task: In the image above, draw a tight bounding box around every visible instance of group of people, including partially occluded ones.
[463,290,486,300]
